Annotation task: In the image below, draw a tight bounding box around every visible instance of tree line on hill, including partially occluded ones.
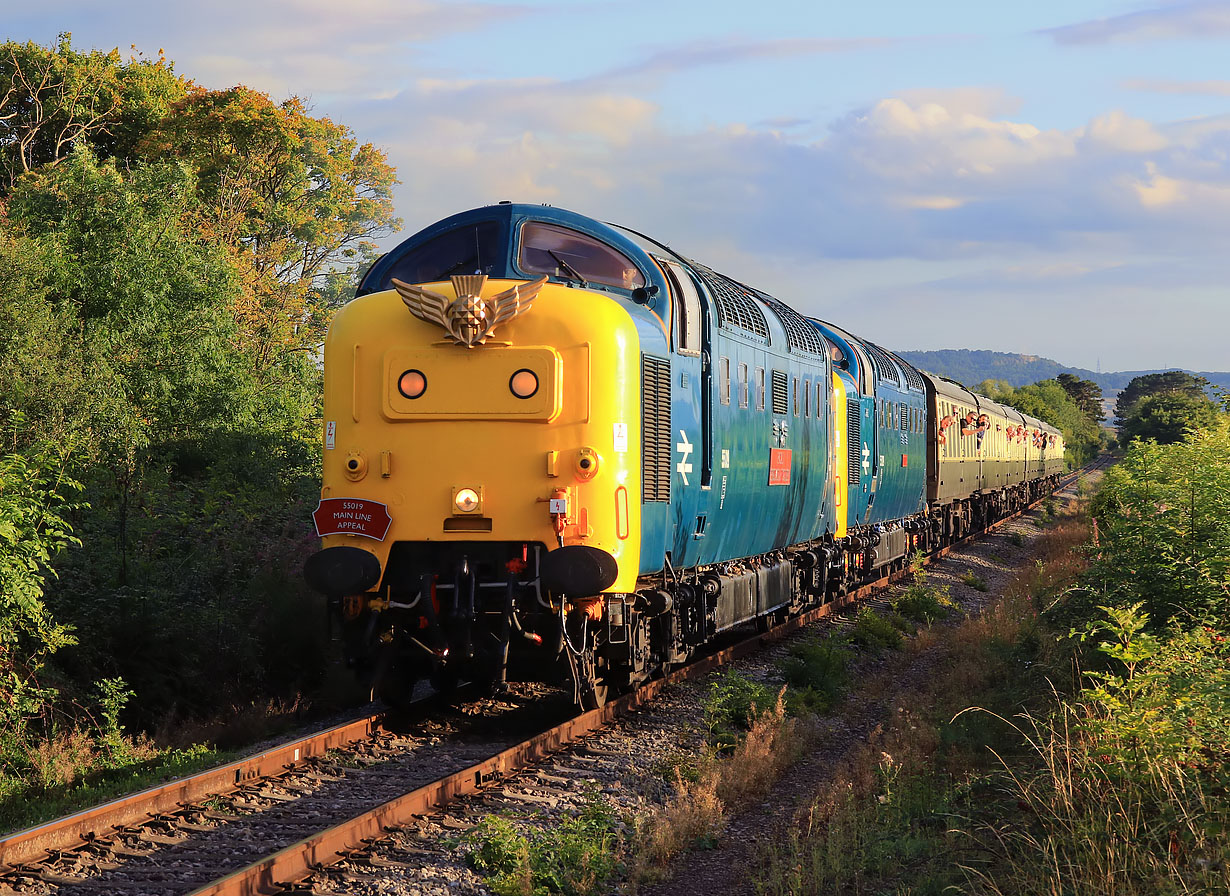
[897,348,1230,398]
[1,35,399,779]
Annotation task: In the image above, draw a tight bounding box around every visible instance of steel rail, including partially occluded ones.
[0,714,383,871]
[188,465,1100,896]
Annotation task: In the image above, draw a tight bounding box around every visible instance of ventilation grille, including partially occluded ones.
[848,399,862,487]
[687,261,770,340]
[771,370,788,415]
[757,293,828,356]
[863,341,901,386]
[890,351,926,392]
[900,403,910,431]
[641,355,672,503]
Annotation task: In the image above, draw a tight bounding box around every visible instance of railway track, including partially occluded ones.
[0,461,1106,896]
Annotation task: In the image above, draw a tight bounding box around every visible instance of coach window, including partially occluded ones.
[662,259,701,356]
[519,222,646,290]
[755,367,765,411]
[738,362,749,408]
[720,357,731,405]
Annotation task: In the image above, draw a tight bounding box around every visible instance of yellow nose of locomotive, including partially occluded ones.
[313,276,643,597]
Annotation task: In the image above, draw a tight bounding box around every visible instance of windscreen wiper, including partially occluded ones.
[547,250,587,286]
[442,256,478,277]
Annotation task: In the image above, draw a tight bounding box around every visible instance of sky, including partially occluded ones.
[7,0,1230,373]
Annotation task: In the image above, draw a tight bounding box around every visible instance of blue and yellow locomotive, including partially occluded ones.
[304,203,1063,707]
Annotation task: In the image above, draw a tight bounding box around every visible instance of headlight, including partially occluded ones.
[398,369,427,399]
[454,487,481,513]
[509,368,538,399]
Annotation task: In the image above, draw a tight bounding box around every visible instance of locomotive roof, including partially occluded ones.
[357,203,662,298]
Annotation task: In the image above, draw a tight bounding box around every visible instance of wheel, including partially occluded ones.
[570,646,609,710]
[368,638,417,710]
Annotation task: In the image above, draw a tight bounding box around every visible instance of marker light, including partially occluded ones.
[509,368,539,398]
[454,487,480,513]
[398,369,427,399]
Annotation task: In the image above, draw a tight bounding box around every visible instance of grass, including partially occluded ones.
[628,680,807,888]
[464,790,625,896]
[0,692,321,835]
[960,569,989,591]
[748,506,1099,896]
[0,738,228,834]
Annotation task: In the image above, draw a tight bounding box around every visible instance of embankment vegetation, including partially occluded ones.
[1,35,399,830]
[753,416,1229,895]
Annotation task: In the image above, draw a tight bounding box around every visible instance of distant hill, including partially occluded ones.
[894,350,1230,397]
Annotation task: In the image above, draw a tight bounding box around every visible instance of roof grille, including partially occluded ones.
[757,292,828,356]
[687,261,770,340]
[863,341,901,386]
[888,350,926,392]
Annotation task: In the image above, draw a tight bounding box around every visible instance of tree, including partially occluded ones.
[0,34,186,195]
[1091,420,1230,625]
[140,87,400,370]
[1056,372,1105,423]
[1117,393,1223,446]
[0,437,80,735]
[1114,371,1209,426]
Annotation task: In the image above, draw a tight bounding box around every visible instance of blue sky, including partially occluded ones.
[8,0,1230,372]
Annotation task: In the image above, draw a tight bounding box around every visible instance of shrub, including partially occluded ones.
[849,608,905,651]
[893,557,955,625]
[779,635,851,715]
[703,669,776,745]
[960,570,988,592]
[465,793,624,896]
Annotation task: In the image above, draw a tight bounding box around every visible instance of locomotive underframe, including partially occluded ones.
[333,471,1059,709]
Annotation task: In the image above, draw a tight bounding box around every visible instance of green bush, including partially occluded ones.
[1090,421,1230,627]
[849,608,905,651]
[959,570,988,592]
[465,794,623,896]
[703,669,777,747]
[893,558,955,624]
[779,635,851,715]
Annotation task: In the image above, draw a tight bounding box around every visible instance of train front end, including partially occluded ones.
[305,207,652,706]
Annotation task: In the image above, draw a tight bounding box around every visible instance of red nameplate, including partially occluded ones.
[313,498,392,540]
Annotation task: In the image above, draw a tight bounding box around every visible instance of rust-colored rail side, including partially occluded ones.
[0,714,381,870]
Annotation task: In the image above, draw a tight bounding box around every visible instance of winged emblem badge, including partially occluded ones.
[392,274,549,348]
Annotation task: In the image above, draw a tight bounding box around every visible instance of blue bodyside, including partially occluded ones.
[808,321,927,527]
[670,325,833,568]
[864,376,927,523]
[367,203,839,578]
